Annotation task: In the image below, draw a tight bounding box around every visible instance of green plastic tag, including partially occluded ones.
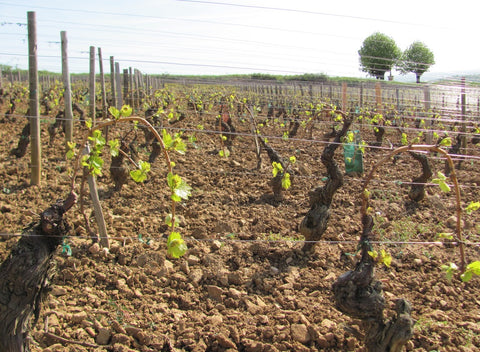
[344,130,364,174]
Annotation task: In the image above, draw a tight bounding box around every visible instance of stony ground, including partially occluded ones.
[1,97,480,352]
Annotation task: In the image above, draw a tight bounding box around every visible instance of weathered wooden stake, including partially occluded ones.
[28,11,41,185]
[424,85,432,144]
[98,48,107,119]
[89,46,96,125]
[84,144,109,248]
[460,77,467,152]
[109,56,116,108]
[115,62,122,108]
[61,31,73,144]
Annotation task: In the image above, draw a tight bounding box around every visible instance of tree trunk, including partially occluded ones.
[0,193,76,352]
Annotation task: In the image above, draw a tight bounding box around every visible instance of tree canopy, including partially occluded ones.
[398,41,435,83]
[358,32,401,80]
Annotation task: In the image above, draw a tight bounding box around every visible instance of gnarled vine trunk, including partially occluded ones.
[0,193,76,352]
[408,151,432,202]
[332,214,414,351]
[299,116,352,251]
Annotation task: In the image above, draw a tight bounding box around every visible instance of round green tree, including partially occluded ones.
[358,32,401,80]
[399,41,435,83]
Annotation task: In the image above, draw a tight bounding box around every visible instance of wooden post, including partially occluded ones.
[461,77,467,152]
[123,69,129,107]
[342,82,347,111]
[375,82,382,115]
[89,46,96,125]
[129,67,134,108]
[396,87,400,112]
[424,85,432,144]
[28,11,41,185]
[84,144,109,248]
[115,62,122,108]
[98,48,107,119]
[61,31,73,144]
[109,56,116,108]
[359,83,364,108]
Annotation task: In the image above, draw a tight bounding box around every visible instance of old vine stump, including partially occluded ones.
[0,193,76,352]
[332,215,414,351]
[299,117,352,251]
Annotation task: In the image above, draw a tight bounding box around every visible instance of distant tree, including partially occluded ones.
[398,41,435,83]
[358,32,401,80]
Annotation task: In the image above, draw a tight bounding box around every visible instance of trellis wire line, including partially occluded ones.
[4,122,480,164]
[6,157,480,191]
[3,87,480,118]
[0,232,478,248]
[5,110,480,148]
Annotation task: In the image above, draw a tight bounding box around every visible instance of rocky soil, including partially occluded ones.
[1,98,480,352]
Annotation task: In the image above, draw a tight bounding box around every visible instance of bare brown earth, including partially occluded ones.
[1,96,480,352]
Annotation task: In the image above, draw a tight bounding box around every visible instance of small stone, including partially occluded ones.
[136,254,148,267]
[320,318,337,331]
[290,324,311,344]
[89,243,100,254]
[213,222,232,233]
[207,285,224,301]
[211,240,223,250]
[96,328,111,345]
[216,333,236,349]
[71,311,88,324]
[111,320,127,334]
[317,336,329,348]
[187,255,201,266]
[346,337,356,350]
[207,314,223,325]
[51,286,67,296]
[47,314,60,327]
[189,269,204,285]
[111,333,132,345]
[125,326,142,338]
[228,288,244,299]
[323,272,337,281]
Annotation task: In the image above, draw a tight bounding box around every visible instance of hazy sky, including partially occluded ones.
[0,0,478,80]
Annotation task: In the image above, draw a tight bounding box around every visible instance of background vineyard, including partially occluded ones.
[1,7,480,351]
[1,70,480,351]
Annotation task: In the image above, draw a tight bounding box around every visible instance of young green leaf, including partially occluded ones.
[272,161,283,177]
[465,201,480,214]
[120,105,133,117]
[165,214,180,227]
[432,172,451,193]
[108,139,120,157]
[167,172,192,202]
[437,232,454,240]
[401,133,408,146]
[167,232,188,258]
[439,136,452,147]
[108,106,120,119]
[368,250,378,260]
[441,262,458,281]
[461,261,480,282]
[380,249,392,267]
[66,141,76,159]
[281,172,291,190]
[130,160,150,183]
